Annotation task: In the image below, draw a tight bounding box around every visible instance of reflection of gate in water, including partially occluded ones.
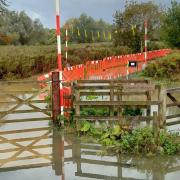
[0,81,52,170]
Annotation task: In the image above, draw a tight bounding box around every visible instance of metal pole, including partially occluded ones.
[144,20,148,65]
[126,60,129,80]
[65,25,68,64]
[56,0,64,116]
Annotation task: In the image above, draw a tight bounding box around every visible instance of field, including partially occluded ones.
[0,43,132,80]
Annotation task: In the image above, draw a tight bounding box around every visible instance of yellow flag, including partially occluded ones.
[71,25,74,34]
[84,29,87,38]
[103,31,106,39]
[91,31,94,41]
[109,32,112,41]
[97,31,100,39]
[77,28,80,36]
[131,25,136,36]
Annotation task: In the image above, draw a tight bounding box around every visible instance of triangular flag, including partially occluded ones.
[109,32,112,40]
[97,31,100,39]
[103,31,106,39]
[131,25,136,36]
[77,28,80,36]
[84,29,87,38]
[91,31,94,41]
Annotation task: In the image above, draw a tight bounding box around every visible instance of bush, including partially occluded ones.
[78,121,180,155]
[142,51,180,80]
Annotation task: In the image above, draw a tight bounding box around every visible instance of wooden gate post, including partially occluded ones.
[52,71,60,122]
[158,86,166,128]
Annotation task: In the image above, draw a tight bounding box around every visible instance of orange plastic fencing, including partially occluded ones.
[37,49,171,112]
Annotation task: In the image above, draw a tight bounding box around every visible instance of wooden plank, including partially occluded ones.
[0,90,39,95]
[166,114,180,120]
[80,91,147,96]
[0,135,52,144]
[76,79,148,84]
[74,101,160,106]
[0,109,51,114]
[74,115,153,121]
[0,163,52,172]
[80,158,136,168]
[75,172,143,180]
[0,127,50,135]
[167,102,180,107]
[167,166,180,173]
[0,100,46,105]
[167,93,180,109]
[0,144,52,153]
[75,172,119,180]
[80,144,102,150]
[167,87,180,93]
[123,84,155,91]
[0,154,52,162]
[74,85,151,90]
[0,117,51,124]
[166,120,180,126]
[0,80,49,84]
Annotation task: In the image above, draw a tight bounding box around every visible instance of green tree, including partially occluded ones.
[113,1,164,52]
[62,13,112,43]
[0,0,7,13]
[161,1,180,47]
[0,10,48,45]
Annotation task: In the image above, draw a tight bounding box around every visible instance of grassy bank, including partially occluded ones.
[141,51,180,81]
[0,43,132,80]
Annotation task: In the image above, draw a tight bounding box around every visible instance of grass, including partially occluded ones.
[141,50,180,81]
[0,43,132,80]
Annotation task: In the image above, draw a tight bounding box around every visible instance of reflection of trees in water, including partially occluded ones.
[124,155,180,179]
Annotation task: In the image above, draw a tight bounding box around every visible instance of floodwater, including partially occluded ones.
[0,82,180,180]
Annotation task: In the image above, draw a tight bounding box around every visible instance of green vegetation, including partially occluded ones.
[112,1,165,52]
[142,51,180,81]
[161,1,180,47]
[0,43,131,80]
[62,13,112,43]
[0,0,7,13]
[0,10,48,45]
[78,121,180,155]
[0,9,112,45]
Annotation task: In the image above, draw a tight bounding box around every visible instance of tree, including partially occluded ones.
[113,1,164,52]
[161,1,180,47]
[0,0,7,13]
[0,9,49,45]
[62,13,112,43]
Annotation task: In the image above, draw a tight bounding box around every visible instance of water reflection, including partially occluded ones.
[52,130,180,180]
[0,125,180,180]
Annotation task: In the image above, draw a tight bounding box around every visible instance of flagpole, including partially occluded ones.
[55,0,64,116]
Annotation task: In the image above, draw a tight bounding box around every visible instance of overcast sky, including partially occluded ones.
[9,0,173,28]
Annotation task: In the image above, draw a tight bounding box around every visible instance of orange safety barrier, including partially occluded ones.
[37,49,171,112]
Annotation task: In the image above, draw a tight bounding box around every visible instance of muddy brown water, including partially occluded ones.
[0,82,180,180]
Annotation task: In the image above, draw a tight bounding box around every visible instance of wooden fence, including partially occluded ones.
[166,87,180,126]
[72,80,166,128]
